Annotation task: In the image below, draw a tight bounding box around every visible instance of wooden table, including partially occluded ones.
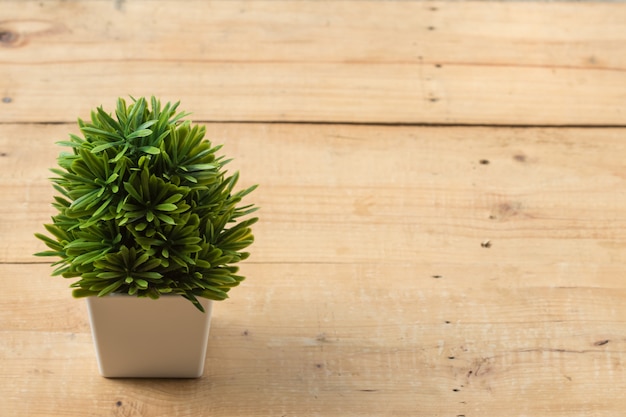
[2,1,625,415]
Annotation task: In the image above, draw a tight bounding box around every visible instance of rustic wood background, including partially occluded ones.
[1,1,625,416]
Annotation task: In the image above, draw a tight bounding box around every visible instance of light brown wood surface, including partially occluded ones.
[2,1,626,416]
[2,0,626,125]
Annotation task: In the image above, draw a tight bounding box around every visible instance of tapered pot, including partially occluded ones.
[86,295,212,378]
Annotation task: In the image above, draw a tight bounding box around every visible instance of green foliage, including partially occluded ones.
[35,97,258,312]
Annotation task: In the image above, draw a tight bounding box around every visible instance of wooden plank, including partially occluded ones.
[3,1,626,416]
[5,122,625,416]
[2,263,625,416]
[6,122,626,266]
[1,1,626,124]
[3,262,625,332]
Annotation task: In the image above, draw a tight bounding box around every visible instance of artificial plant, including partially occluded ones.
[35,97,257,312]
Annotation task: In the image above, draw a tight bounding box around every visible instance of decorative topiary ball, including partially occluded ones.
[36,97,258,311]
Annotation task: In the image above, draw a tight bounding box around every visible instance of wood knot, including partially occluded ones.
[0,30,20,46]
[0,20,68,48]
[316,333,328,343]
[490,201,525,221]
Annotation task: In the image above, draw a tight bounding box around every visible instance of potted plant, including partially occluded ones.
[35,96,258,378]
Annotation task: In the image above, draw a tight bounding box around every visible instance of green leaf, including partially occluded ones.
[123,182,143,202]
[72,288,97,298]
[98,279,125,296]
[174,236,202,246]
[186,163,217,172]
[134,222,148,231]
[56,140,82,148]
[65,240,104,250]
[97,271,123,279]
[236,184,259,199]
[34,250,63,257]
[52,264,71,276]
[43,224,70,241]
[142,258,162,271]
[155,213,176,225]
[106,173,119,184]
[126,129,153,140]
[135,236,162,247]
[135,271,162,280]
[169,110,190,125]
[134,279,149,289]
[34,233,64,251]
[155,203,178,212]
[136,119,158,131]
[96,106,123,132]
[162,193,183,204]
[198,287,228,300]
[81,126,124,141]
[74,248,111,266]
[139,146,160,155]
[69,189,100,210]
[91,141,122,154]
[90,196,114,220]
[132,251,150,267]
[110,144,130,163]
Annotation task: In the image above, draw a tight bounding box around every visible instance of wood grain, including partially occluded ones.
[2,122,626,415]
[2,262,625,416]
[2,1,626,416]
[1,1,626,124]
[9,123,626,267]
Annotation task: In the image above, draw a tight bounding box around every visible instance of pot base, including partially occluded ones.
[87,295,212,378]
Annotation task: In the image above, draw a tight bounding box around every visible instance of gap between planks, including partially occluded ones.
[2,120,626,129]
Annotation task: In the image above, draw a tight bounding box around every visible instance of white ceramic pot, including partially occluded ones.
[86,294,212,378]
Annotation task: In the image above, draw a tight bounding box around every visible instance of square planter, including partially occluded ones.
[86,295,212,378]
